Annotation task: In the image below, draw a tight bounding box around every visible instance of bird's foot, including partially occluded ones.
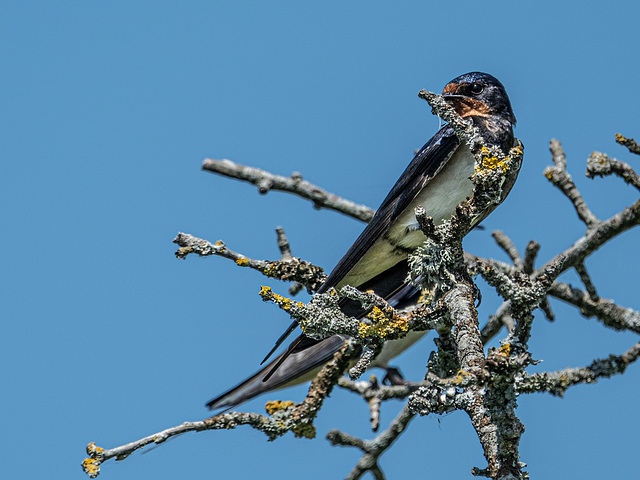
[383,366,407,386]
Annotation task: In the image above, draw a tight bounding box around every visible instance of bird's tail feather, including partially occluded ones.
[206,334,348,411]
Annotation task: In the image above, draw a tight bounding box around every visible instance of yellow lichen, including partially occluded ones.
[475,146,509,173]
[275,293,293,310]
[86,442,104,455]
[451,370,471,384]
[265,400,295,414]
[235,256,249,267]
[615,133,626,143]
[81,458,100,477]
[499,343,511,357]
[359,307,408,338]
[259,285,272,296]
[292,422,316,439]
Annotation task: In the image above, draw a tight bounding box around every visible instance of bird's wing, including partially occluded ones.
[206,334,347,411]
[260,125,460,365]
[317,124,459,293]
[207,281,423,411]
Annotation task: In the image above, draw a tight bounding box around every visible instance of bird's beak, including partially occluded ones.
[442,93,464,102]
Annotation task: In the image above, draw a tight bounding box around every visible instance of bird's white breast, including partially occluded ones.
[390,145,476,247]
[338,145,476,288]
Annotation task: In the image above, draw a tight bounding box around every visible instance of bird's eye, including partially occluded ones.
[470,83,484,95]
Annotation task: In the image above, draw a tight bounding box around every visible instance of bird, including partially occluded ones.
[206,72,520,411]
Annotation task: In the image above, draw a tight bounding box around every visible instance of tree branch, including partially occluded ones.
[516,340,640,396]
[616,133,640,155]
[544,139,600,229]
[82,341,356,478]
[327,403,416,480]
[492,230,524,270]
[586,150,640,191]
[202,158,375,222]
[173,231,327,293]
[548,281,640,334]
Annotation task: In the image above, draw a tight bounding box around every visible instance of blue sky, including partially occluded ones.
[2,2,639,479]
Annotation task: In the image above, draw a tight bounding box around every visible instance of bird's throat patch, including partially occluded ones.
[449,97,490,118]
[442,81,491,118]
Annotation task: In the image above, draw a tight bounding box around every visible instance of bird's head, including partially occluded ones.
[441,72,516,126]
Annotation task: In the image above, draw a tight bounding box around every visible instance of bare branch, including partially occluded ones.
[408,92,528,479]
[275,225,293,260]
[173,232,327,292]
[517,340,640,396]
[469,179,640,289]
[586,151,640,191]
[538,196,640,275]
[478,257,564,347]
[522,240,540,274]
[327,403,416,480]
[538,297,556,322]
[492,230,524,270]
[348,344,381,381]
[274,226,306,295]
[82,341,356,478]
[202,158,375,222]
[81,414,267,478]
[338,376,416,402]
[544,139,600,228]
[574,263,599,302]
[338,375,418,432]
[480,301,514,345]
[549,281,640,334]
[616,133,640,155]
[446,284,486,374]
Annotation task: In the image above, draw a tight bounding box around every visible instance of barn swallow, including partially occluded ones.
[206,72,520,411]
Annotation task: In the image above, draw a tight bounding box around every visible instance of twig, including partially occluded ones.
[327,403,416,480]
[338,376,417,402]
[173,232,327,292]
[537,196,640,276]
[548,281,640,334]
[274,226,306,295]
[616,133,640,155]
[202,158,375,223]
[574,263,599,302]
[338,375,420,431]
[544,139,600,229]
[539,297,555,322]
[348,344,380,381]
[586,151,640,191]
[492,230,524,270]
[517,340,640,396]
[418,90,484,153]
[82,341,356,478]
[478,258,564,347]
[173,232,267,267]
[81,414,267,478]
[522,240,540,274]
[275,226,293,260]
[480,301,514,344]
